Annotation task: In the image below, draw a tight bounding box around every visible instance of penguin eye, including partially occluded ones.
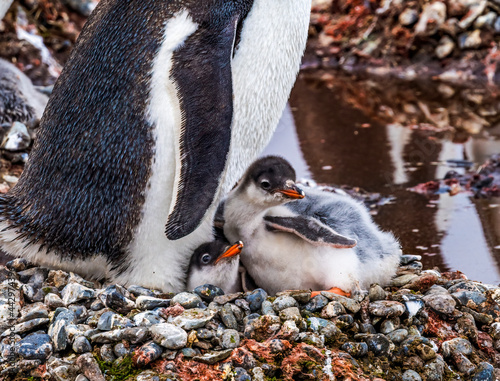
[201,254,211,264]
[260,180,271,190]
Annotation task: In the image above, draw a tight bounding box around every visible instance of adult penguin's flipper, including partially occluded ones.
[165,14,239,241]
[264,215,358,248]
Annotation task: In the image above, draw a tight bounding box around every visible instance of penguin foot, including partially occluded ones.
[311,287,351,298]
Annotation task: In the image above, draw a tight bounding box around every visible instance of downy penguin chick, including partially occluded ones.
[0,0,312,292]
[187,240,244,294]
[223,156,401,296]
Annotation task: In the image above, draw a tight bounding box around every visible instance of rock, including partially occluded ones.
[128,285,155,298]
[341,342,368,357]
[98,285,135,314]
[423,293,456,315]
[369,301,405,318]
[415,1,446,35]
[272,296,298,312]
[458,0,486,29]
[451,290,487,308]
[261,300,276,316]
[422,356,446,381]
[391,274,418,287]
[387,328,408,343]
[275,290,311,304]
[72,336,91,353]
[61,283,95,305]
[17,333,52,360]
[149,323,187,349]
[441,337,473,358]
[244,315,281,341]
[4,317,50,335]
[365,334,394,356]
[170,292,203,309]
[75,375,90,381]
[279,307,301,323]
[60,0,97,17]
[1,122,31,151]
[304,295,329,312]
[321,301,346,318]
[278,320,300,342]
[321,292,361,313]
[246,289,267,312]
[369,284,386,301]
[458,30,482,49]
[402,369,422,381]
[495,16,500,33]
[453,352,476,374]
[220,304,238,330]
[234,367,252,381]
[213,293,243,305]
[472,362,495,381]
[113,342,129,358]
[47,270,69,289]
[133,311,165,327]
[168,308,215,330]
[136,371,160,381]
[221,329,240,349]
[136,296,170,310]
[436,36,455,59]
[5,258,28,272]
[193,284,224,302]
[399,8,418,26]
[181,347,198,358]
[48,308,76,352]
[0,283,22,321]
[134,341,163,367]
[380,318,399,334]
[76,353,105,381]
[18,302,49,322]
[193,349,233,364]
[474,11,496,28]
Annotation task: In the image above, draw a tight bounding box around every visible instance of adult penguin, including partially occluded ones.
[0,0,311,292]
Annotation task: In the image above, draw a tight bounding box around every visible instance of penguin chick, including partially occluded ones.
[223,156,401,296]
[186,240,244,294]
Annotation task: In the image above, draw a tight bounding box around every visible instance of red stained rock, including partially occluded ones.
[153,357,224,380]
[405,273,438,292]
[159,304,184,319]
[423,310,458,342]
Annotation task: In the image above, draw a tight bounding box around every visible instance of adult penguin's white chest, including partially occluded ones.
[117,0,311,292]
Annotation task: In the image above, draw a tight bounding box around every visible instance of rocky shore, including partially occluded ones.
[0,255,498,380]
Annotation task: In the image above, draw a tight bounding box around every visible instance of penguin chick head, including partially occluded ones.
[240,156,305,206]
[186,240,244,292]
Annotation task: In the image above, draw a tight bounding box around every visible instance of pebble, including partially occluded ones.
[61,283,95,305]
[149,323,187,349]
[168,308,215,330]
[402,369,422,381]
[128,285,155,298]
[61,0,97,17]
[436,36,455,59]
[365,334,394,356]
[246,288,267,312]
[98,285,135,314]
[272,295,298,311]
[472,362,495,381]
[279,307,302,323]
[423,292,456,314]
[368,284,386,301]
[220,303,238,330]
[304,295,329,312]
[399,8,419,26]
[341,342,368,357]
[72,336,91,353]
[135,296,170,310]
[321,301,346,318]
[170,292,203,309]
[134,341,163,367]
[221,329,240,349]
[193,284,224,302]
[321,292,361,313]
[1,122,31,151]
[441,337,473,358]
[18,302,49,322]
[458,30,482,49]
[133,311,165,327]
[192,349,233,364]
[17,333,52,360]
[113,342,129,358]
[369,301,405,318]
[76,353,105,381]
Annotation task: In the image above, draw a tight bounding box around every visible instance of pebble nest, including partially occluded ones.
[0,256,499,380]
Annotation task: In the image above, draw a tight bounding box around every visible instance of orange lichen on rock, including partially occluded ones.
[423,310,458,342]
[152,357,224,381]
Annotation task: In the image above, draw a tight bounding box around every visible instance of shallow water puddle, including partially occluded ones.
[263,72,500,285]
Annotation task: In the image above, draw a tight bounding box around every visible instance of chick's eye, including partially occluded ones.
[201,254,211,264]
[260,180,271,189]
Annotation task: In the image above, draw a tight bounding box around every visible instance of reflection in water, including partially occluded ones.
[265,73,500,285]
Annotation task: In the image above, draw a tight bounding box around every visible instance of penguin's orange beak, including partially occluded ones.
[215,241,244,264]
[278,184,305,199]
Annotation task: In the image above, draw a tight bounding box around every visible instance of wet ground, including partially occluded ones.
[263,71,500,286]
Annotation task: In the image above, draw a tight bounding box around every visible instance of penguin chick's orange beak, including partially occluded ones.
[214,241,244,264]
[278,184,305,199]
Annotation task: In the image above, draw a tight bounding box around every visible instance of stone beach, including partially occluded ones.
[0,256,499,380]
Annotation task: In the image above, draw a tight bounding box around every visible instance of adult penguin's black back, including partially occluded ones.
[0,0,311,292]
